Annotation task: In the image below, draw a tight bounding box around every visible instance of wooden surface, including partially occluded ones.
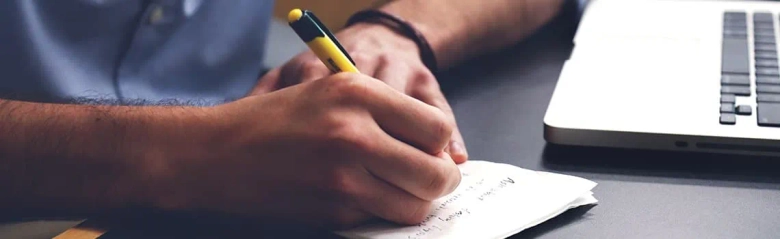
[52,220,107,239]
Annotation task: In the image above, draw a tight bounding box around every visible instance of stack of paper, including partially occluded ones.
[336,160,597,239]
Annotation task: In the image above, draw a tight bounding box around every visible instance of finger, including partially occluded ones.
[352,75,452,155]
[353,163,438,225]
[297,60,333,83]
[351,53,381,80]
[410,74,469,164]
[276,52,330,88]
[362,123,461,202]
[374,63,468,163]
[293,52,385,85]
[250,68,282,95]
[373,58,411,92]
[284,52,382,87]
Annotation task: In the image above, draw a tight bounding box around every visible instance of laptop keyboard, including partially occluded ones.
[720,11,780,126]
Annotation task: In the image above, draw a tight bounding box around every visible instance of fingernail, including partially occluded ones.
[449,140,467,158]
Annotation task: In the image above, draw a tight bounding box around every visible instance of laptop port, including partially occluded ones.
[675,141,689,148]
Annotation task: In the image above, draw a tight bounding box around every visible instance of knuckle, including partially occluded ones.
[302,60,324,71]
[377,54,394,65]
[429,97,455,116]
[325,119,372,153]
[401,201,433,224]
[351,52,372,66]
[325,168,359,199]
[325,74,374,102]
[427,162,461,199]
[299,61,327,79]
[431,110,454,145]
[424,167,451,199]
[414,70,438,87]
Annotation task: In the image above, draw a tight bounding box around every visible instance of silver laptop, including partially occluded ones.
[544,0,780,156]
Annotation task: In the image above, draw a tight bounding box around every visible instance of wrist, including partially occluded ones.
[345,8,440,72]
[341,22,422,60]
[374,0,481,70]
[132,105,224,211]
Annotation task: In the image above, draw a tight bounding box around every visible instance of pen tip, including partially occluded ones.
[288,9,303,23]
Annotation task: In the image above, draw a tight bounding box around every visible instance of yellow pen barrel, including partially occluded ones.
[307,36,360,73]
[288,8,359,74]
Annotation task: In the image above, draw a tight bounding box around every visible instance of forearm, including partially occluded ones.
[0,99,204,215]
[381,0,566,69]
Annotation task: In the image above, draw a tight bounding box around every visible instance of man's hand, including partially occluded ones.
[251,23,468,164]
[160,73,461,228]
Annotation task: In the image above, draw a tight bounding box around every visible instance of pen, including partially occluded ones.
[287,9,360,73]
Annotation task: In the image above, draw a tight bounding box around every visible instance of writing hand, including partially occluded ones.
[252,23,468,164]
[160,73,461,229]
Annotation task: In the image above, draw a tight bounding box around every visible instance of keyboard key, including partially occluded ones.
[724,28,747,34]
[758,103,780,126]
[736,105,753,115]
[757,76,780,84]
[755,30,775,37]
[753,23,775,31]
[720,113,737,125]
[722,86,751,96]
[756,59,779,67]
[724,18,747,24]
[725,11,747,19]
[726,16,747,22]
[726,24,748,30]
[727,18,747,24]
[755,50,778,59]
[754,12,773,22]
[757,94,780,102]
[721,103,735,113]
[726,16,747,20]
[757,84,780,93]
[721,74,751,85]
[722,38,750,74]
[755,35,776,44]
[756,67,780,76]
[755,43,777,51]
[753,12,772,22]
[724,29,748,38]
[722,94,736,103]
[725,18,747,24]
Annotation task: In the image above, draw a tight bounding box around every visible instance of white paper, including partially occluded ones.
[335,160,597,239]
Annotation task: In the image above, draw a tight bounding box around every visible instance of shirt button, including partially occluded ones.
[148,6,164,25]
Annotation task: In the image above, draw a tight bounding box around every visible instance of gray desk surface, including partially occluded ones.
[7,7,780,239]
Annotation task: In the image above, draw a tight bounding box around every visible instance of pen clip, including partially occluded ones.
[307,11,356,67]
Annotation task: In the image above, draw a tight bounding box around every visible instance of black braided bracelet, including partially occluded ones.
[345,9,439,73]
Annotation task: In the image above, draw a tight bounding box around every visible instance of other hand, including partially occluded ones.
[251,23,468,164]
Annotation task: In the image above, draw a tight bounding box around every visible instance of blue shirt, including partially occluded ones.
[0,0,274,105]
[0,0,584,106]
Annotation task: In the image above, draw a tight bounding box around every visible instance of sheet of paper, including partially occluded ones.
[335,160,597,239]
